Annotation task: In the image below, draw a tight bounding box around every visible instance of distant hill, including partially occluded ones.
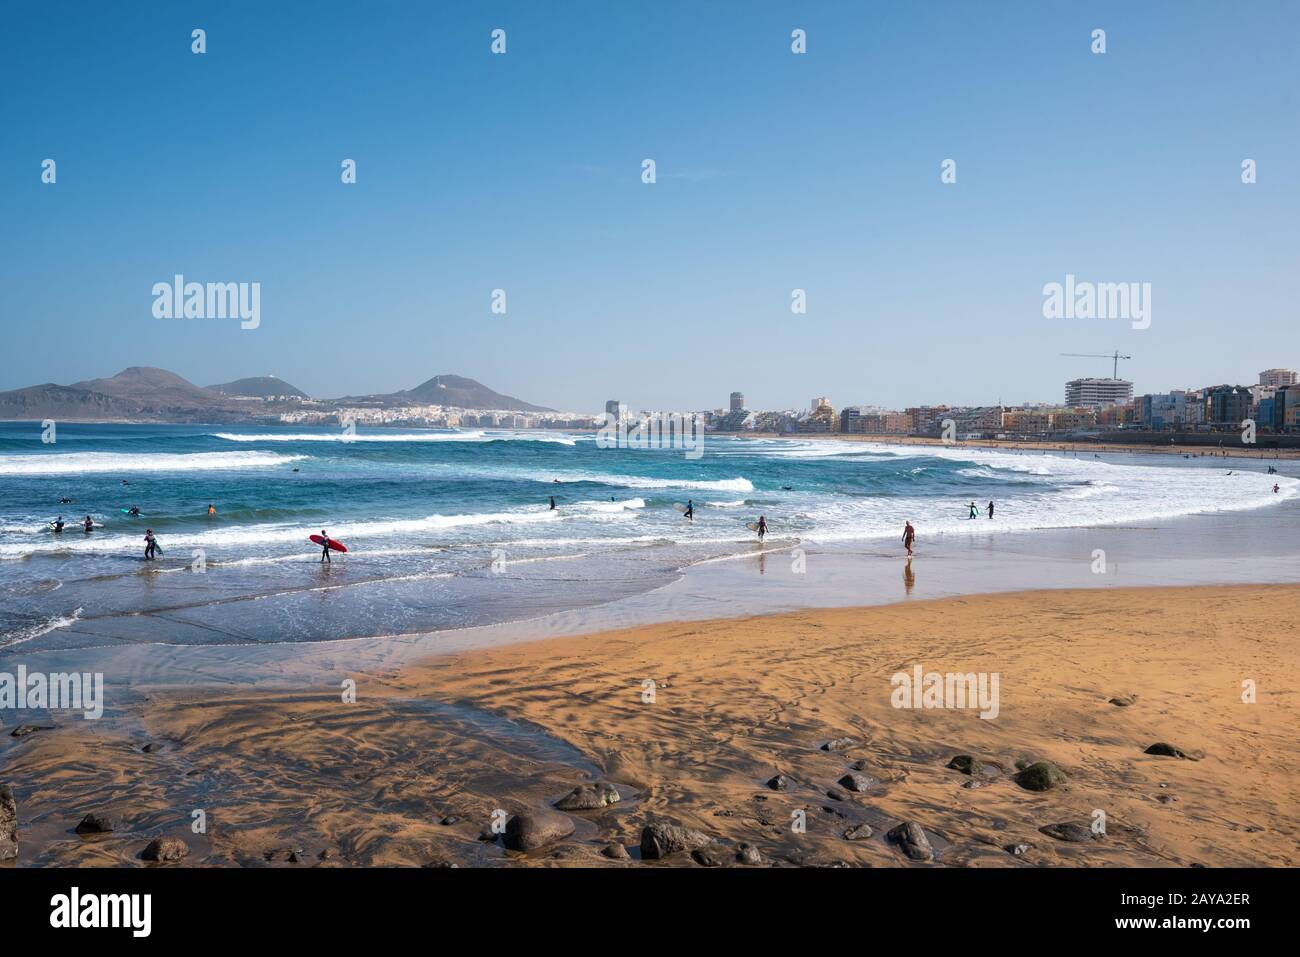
[0,367,254,423]
[0,368,554,422]
[207,375,308,399]
[349,374,554,412]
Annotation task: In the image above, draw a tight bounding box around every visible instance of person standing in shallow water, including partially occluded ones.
[987,500,995,519]
[968,501,979,519]
[902,521,915,557]
[320,530,331,564]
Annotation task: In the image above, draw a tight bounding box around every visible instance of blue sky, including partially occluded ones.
[2,1,1297,412]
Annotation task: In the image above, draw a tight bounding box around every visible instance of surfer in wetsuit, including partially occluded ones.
[83,515,94,533]
[144,529,157,561]
[320,530,331,564]
[52,516,64,533]
[902,521,915,557]
[987,500,995,519]
[60,497,73,504]
[968,501,978,519]
[127,506,141,517]
[549,496,556,510]
[685,499,694,521]
[756,515,767,540]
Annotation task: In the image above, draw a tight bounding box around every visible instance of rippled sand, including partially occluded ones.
[3,585,1297,867]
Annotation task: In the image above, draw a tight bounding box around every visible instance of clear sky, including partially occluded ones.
[3,1,1297,412]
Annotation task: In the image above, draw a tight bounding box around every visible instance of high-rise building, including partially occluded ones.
[1259,368,1298,388]
[1205,385,1254,428]
[604,399,625,423]
[729,392,745,413]
[1065,378,1134,408]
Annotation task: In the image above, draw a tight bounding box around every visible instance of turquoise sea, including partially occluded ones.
[1,422,1294,652]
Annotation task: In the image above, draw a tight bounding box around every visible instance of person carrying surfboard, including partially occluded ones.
[144,529,157,561]
[320,530,331,564]
[756,515,767,540]
[83,515,94,533]
[684,499,694,521]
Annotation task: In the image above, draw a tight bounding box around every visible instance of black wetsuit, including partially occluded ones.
[321,535,331,563]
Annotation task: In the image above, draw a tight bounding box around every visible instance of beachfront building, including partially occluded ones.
[1259,368,1298,388]
[798,397,837,433]
[1065,377,1134,408]
[1205,385,1254,430]
[1051,408,1098,432]
[1095,402,1135,429]
[840,407,909,433]
[1137,391,1190,430]
[1001,410,1053,434]
[729,392,745,413]
[905,405,951,435]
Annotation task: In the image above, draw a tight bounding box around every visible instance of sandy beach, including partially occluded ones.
[3,584,1296,868]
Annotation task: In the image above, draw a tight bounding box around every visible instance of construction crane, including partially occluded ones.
[1061,351,1132,379]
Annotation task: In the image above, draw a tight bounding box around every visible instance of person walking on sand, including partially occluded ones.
[756,515,768,540]
[319,530,331,564]
[968,501,979,519]
[987,500,995,519]
[144,529,157,561]
[902,520,915,557]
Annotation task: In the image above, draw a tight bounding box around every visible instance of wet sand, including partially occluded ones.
[3,584,1296,867]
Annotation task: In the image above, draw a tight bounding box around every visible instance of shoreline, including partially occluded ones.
[3,584,1296,867]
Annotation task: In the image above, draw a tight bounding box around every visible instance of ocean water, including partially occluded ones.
[1,422,1294,653]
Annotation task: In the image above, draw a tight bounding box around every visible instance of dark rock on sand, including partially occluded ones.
[1144,742,1203,760]
[838,772,880,792]
[640,822,713,860]
[0,785,17,861]
[503,810,575,852]
[825,787,847,801]
[737,843,763,865]
[843,823,874,841]
[691,844,728,867]
[265,846,306,863]
[9,725,50,738]
[1014,761,1067,791]
[141,837,190,862]
[822,736,857,752]
[946,754,980,775]
[602,842,631,860]
[887,821,935,861]
[554,782,620,811]
[141,742,163,753]
[1109,695,1137,707]
[439,815,460,826]
[75,812,121,834]
[1039,822,1098,843]
[767,774,791,791]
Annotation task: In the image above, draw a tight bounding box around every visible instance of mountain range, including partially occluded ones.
[0,368,554,422]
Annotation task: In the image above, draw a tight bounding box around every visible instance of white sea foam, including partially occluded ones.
[0,451,305,475]
[0,607,82,649]
[212,430,576,445]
